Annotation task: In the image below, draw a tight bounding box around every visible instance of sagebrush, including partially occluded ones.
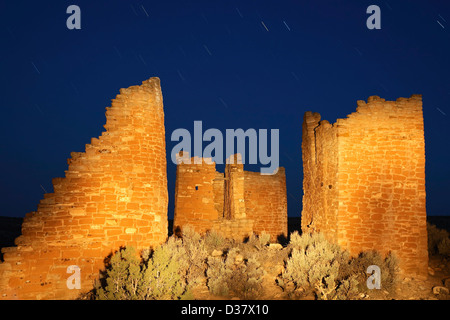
[85,228,400,300]
[427,223,450,256]
[278,231,398,300]
[206,247,266,299]
[95,239,192,300]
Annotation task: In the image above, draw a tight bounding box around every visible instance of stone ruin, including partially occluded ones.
[173,153,288,242]
[301,95,428,278]
[0,78,168,299]
[0,76,429,299]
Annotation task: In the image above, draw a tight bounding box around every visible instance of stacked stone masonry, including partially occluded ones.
[301,95,428,278]
[174,153,288,242]
[0,78,168,300]
[0,80,430,299]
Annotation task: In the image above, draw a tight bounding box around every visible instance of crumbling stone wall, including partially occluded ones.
[244,169,288,241]
[174,153,287,241]
[302,95,428,278]
[173,154,219,235]
[0,78,168,299]
[302,112,339,243]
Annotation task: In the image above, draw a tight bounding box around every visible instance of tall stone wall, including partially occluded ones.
[173,153,219,235]
[301,95,428,278]
[302,114,339,243]
[173,153,287,241]
[0,78,168,299]
[244,169,288,241]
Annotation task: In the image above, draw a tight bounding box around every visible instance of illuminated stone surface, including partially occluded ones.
[0,78,168,299]
[301,95,428,278]
[173,153,287,242]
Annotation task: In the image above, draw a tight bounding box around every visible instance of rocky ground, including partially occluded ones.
[393,255,450,300]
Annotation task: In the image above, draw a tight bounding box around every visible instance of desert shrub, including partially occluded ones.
[206,248,266,299]
[427,223,450,256]
[232,233,285,272]
[139,237,192,300]
[180,225,209,285]
[279,232,348,300]
[259,232,271,247]
[345,250,399,294]
[206,254,229,297]
[287,230,306,250]
[204,229,227,252]
[333,276,361,300]
[240,233,270,254]
[95,246,145,300]
[437,237,450,256]
[95,239,192,300]
[279,232,399,300]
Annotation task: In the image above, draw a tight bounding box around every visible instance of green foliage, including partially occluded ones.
[334,276,360,300]
[96,247,144,300]
[203,229,227,252]
[345,250,399,294]
[206,254,228,297]
[287,230,308,250]
[241,233,267,253]
[206,248,266,299]
[427,223,450,256]
[279,232,399,300]
[280,232,347,300]
[89,228,401,300]
[180,225,209,285]
[95,240,192,300]
[139,237,191,300]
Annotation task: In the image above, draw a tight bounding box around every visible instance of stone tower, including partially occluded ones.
[173,153,287,242]
[0,78,168,299]
[302,95,428,278]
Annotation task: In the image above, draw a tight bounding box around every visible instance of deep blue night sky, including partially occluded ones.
[0,0,449,219]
